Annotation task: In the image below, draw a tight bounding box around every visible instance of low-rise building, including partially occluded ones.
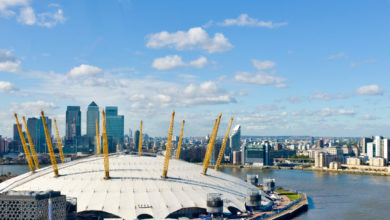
[232,151,242,165]
[346,157,361,166]
[369,157,385,167]
[329,161,341,170]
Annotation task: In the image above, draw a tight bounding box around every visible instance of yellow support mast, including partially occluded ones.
[102,110,110,179]
[162,111,175,178]
[54,118,65,163]
[14,114,35,173]
[215,116,234,171]
[41,111,59,177]
[202,113,222,175]
[22,116,40,169]
[138,120,143,156]
[175,120,185,159]
[96,119,101,155]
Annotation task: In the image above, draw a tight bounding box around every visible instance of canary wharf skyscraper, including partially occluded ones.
[86,101,99,141]
[66,106,81,143]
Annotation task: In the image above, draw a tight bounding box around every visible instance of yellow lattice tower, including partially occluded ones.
[102,110,110,179]
[22,116,40,169]
[41,111,59,177]
[96,119,101,155]
[138,120,143,156]
[202,113,222,175]
[215,116,234,170]
[53,118,65,163]
[14,114,35,173]
[162,111,175,178]
[175,120,185,159]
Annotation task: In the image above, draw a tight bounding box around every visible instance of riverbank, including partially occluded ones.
[265,193,308,220]
[210,164,390,177]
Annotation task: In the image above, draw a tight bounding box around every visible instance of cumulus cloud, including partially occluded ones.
[17,6,35,25]
[152,55,208,70]
[146,27,233,53]
[0,0,28,17]
[0,1,65,27]
[10,100,58,115]
[317,108,356,117]
[234,59,286,87]
[189,56,208,68]
[309,91,352,101]
[0,81,17,93]
[252,60,276,70]
[68,64,103,78]
[152,55,184,70]
[35,8,65,28]
[257,104,285,111]
[219,14,287,28]
[356,85,384,96]
[0,50,22,72]
[235,72,286,86]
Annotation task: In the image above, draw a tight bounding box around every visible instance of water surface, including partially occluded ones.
[221,168,390,220]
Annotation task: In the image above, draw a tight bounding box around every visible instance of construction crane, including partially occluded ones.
[202,113,222,175]
[22,116,40,169]
[162,111,175,178]
[175,120,185,159]
[54,118,65,163]
[215,116,234,171]
[102,110,110,179]
[14,114,35,173]
[41,111,59,177]
[138,120,143,156]
[96,119,101,155]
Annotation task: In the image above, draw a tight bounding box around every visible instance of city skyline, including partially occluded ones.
[1,0,390,137]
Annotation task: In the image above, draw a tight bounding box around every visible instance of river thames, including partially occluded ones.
[2,165,390,219]
[221,167,390,219]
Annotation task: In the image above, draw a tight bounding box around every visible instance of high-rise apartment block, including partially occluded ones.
[230,125,241,152]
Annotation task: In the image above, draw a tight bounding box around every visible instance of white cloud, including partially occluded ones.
[235,59,286,87]
[356,85,384,96]
[218,14,287,28]
[0,81,17,93]
[257,104,285,111]
[36,8,65,28]
[17,6,35,25]
[309,91,352,101]
[0,0,28,17]
[317,108,356,117]
[146,27,233,53]
[350,59,377,67]
[0,50,22,72]
[189,56,208,68]
[10,100,58,116]
[68,64,104,78]
[152,55,184,70]
[360,114,378,120]
[252,59,276,70]
[327,52,347,60]
[152,55,208,70]
[235,72,286,86]
[1,1,65,27]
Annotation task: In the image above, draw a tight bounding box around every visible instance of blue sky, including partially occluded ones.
[1,0,390,137]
